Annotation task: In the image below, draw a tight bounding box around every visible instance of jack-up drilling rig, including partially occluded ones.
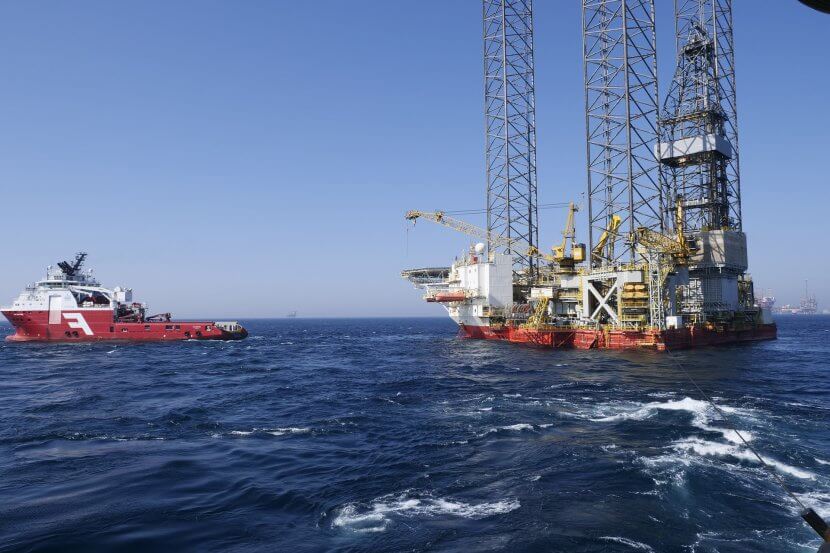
[402,0,776,351]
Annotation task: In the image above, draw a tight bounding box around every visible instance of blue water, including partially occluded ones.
[0,317,828,552]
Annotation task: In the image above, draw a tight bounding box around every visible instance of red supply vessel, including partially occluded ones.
[2,253,247,342]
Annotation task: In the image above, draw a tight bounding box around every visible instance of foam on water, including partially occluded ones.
[479,423,536,436]
[599,536,655,551]
[229,427,311,437]
[588,396,755,444]
[332,491,520,533]
[639,437,817,482]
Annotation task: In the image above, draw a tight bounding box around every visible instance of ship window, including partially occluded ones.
[175,325,180,330]
[122,328,128,332]
[110,326,114,332]
[165,325,173,330]
[144,325,151,331]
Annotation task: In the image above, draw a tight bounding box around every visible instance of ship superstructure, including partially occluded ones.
[402,0,776,351]
[2,253,247,342]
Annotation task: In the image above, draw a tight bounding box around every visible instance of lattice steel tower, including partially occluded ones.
[660,0,741,232]
[483,0,538,280]
[582,0,662,268]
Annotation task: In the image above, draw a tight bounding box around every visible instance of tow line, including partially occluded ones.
[663,345,828,541]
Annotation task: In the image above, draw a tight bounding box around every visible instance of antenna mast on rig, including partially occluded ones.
[582,0,662,267]
[483,0,539,281]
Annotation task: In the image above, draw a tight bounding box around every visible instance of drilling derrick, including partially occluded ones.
[658,0,749,322]
[582,0,662,267]
[672,0,741,229]
[483,0,539,281]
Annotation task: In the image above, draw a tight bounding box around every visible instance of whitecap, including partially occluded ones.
[332,491,519,533]
[589,397,754,444]
[599,536,655,551]
[501,423,533,431]
[266,427,310,436]
[481,423,535,436]
[671,438,814,479]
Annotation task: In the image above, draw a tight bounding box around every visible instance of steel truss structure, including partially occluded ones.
[582,0,662,268]
[663,0,741,231]
[483,0,539,279]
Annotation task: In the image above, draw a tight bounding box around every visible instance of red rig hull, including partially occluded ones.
[458,322,777,351]
[2,309,247,343]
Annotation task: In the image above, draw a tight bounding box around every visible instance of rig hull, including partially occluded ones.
[458,322,777,351]
[2,309,247,343]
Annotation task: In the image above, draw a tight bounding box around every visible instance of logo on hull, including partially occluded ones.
[63,313,94,336]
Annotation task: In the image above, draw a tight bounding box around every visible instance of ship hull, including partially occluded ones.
[2,309,247,342]
[457,322,777,351]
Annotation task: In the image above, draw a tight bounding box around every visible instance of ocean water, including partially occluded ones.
[0,316,828,552]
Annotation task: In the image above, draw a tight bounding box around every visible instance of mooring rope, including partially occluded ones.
[666,346,826,538]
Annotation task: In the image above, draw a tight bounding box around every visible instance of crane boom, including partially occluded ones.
[592,215,623,264]
[633,227,689,259]
[405,210,526,253]
[406,209,592,270]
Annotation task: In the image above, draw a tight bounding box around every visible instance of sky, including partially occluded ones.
[0,1,826,318]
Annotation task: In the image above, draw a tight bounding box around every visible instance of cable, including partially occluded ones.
[662,344,807,512]
[441,202,572,216]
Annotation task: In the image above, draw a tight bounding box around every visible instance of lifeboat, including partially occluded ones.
[432,291,467,303]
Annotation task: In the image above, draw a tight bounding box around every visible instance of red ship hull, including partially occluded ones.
[2,309,247,342]
[458,322,777,351]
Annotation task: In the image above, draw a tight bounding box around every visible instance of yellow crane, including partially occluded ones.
[631,197,691,262]
[591,215,623,265]
[407,208,585,268]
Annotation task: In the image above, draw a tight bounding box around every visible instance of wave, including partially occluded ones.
[670,438,814,479]
[478,423,536,436]
[228,427,310,438]
[332,491,519,533]
[588,397,755,444]
[599,536,655,551]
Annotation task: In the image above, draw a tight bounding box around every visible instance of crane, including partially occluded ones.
[406,209,583,269]
[405,210,529,256]
[552,202,581,261]
[591,215,623,265]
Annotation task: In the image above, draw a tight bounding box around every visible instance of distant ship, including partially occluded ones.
[1,253,248,342]
[755,290,775,311]
[287,311,298,318]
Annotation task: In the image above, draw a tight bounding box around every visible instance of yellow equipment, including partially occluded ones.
[592,215,623,264]
[524,296,550,328]
[552,202,585,264]
[633,227,690,261]
[406,207,587,270]
[631,198,691,262]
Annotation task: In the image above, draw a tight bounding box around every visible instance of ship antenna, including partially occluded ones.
[57,252,87,277]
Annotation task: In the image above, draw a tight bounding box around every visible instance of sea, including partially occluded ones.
[0,316,828,552]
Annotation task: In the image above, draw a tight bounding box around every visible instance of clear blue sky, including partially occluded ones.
[0,1,826,317]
